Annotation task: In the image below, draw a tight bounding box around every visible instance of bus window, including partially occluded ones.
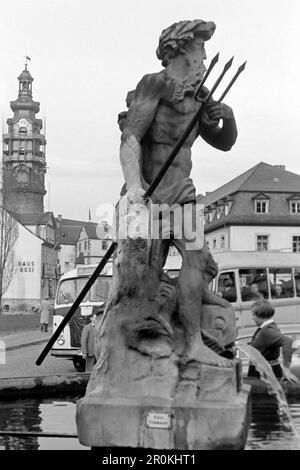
[217,272,237,302]
[90,277,112,302]
[269,268,294,298]
[57,279,76,305]
[295,269,300,297]
[57,278,88,305]
[239,269,269,301]
[76,278,90,303]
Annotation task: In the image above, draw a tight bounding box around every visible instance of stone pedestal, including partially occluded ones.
[76,361,251,450]
[76,238,251,450]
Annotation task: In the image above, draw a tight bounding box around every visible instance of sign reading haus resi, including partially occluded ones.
[18,261,35,273]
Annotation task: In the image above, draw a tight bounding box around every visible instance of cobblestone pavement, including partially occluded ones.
[0,343,75,379]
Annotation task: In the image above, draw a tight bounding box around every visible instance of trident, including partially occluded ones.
[36,54,246,366]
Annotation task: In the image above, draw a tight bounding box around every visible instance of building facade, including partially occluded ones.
[198,162,300,253]
[2,64,46,214]
[55,215,82,274]
[76,221,112,265]
[56,217,112,273]
[3,211,59,310]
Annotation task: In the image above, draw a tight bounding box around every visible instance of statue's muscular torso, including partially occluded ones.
[138,72,200,190]
[121,71,237,202]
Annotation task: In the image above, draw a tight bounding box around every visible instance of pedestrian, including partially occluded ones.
[81,311,101,372]
[39,297,52,332]
[247,299,298,382]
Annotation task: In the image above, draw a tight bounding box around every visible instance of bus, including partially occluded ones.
[209,250,300,336]
[51,263,113,371]
[164,249,300,332]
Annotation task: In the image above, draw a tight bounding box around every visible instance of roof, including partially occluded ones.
[59,262,113,280]
[198,162,300,206]
[205,214,300,233]
[57,217,91,227]
[161,250,300,271]
[212,250,300,270]
[0,206,45,243]
[18,67,33,81]
[81,222,99,240]
[12,211,56,227]
[57,217,111,241]
[56,225,82,245]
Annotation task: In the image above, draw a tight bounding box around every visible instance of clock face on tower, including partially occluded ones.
[18,118,29,128]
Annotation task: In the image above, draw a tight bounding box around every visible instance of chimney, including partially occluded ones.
[57,214,63,228]
[274,165,286,171]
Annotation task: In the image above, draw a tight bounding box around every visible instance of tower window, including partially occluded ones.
[17,170,29,184]
[19,127,27,135]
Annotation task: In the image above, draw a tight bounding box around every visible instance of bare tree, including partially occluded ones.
[0,206,18,309]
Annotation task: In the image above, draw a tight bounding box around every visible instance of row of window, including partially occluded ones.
[255,199,300,214]
[204,198,300,226]
[256,235,300,252]
[77,240,108,254]
[204,202,232,225]
[217,268,300,303]
[208,235,300,253]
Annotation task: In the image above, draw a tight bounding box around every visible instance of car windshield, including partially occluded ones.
[56,276,112,305]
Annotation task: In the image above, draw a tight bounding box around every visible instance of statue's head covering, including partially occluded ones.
[156,20,216,67]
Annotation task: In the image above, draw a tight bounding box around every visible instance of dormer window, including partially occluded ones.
[253,193,270,214]
[209,210,216,223]
[255,200,269,213]
[290,200,300,214]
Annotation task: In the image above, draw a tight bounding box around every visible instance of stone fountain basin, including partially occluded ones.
[0,374,300,400]
[0,373,90,400]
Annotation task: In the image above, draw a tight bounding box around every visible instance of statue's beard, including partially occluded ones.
[171,63,206,104]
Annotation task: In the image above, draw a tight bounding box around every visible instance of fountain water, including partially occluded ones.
[236,343,300,449]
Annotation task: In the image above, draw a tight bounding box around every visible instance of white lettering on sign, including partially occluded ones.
[145,412,171,429]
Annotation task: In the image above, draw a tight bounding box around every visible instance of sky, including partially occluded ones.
[1,0,300,223]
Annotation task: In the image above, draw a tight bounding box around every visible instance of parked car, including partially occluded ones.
[236,323,300,379]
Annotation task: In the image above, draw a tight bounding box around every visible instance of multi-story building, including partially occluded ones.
[76,220,112,265]
[198,162,300,253]
[3,210,59,310]
[56,216,113,273]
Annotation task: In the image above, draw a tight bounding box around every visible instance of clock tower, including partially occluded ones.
[2,63,46,214]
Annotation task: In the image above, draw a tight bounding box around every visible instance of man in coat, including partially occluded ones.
[81,312,101,372]
[39,297,52,332]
